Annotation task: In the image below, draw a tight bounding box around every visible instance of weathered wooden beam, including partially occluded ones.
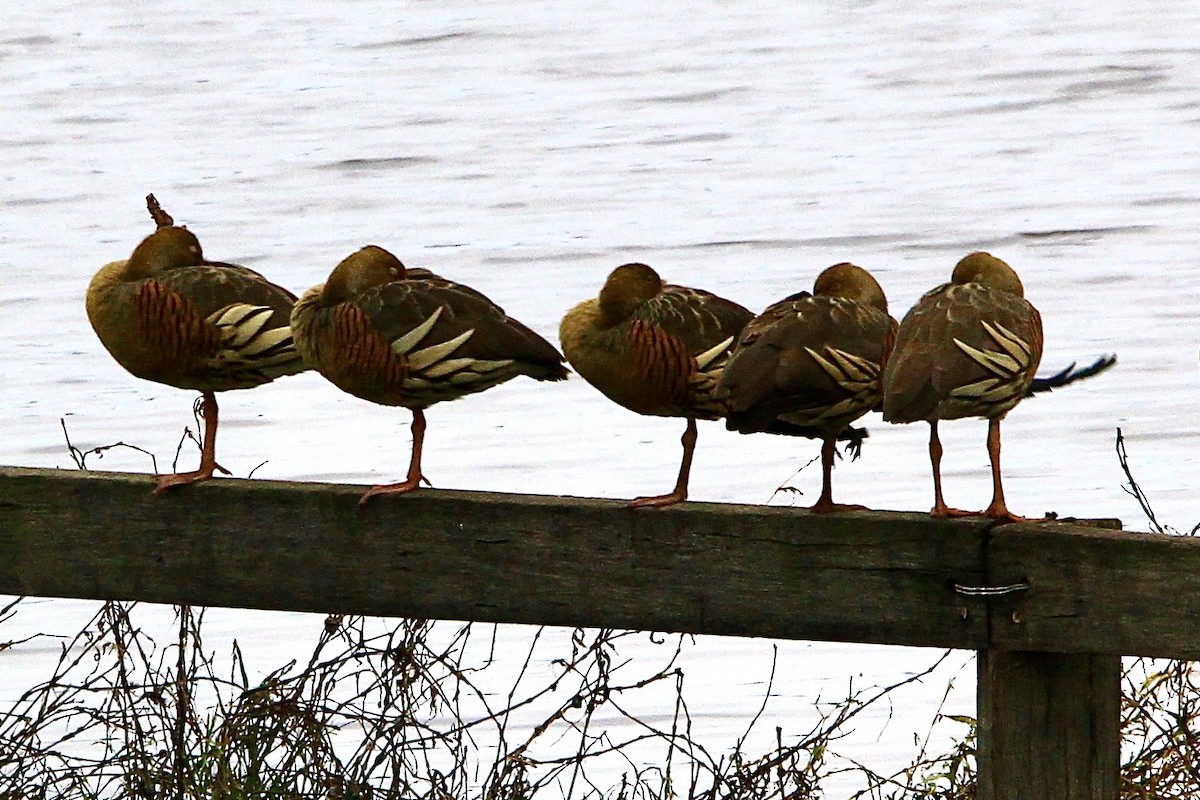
[0,466,989,650]
[986,522,1200,660]
[976,650,1121,800]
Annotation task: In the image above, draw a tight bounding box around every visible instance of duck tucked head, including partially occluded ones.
[124,226,205,280]
[598,262,662,323]
[322,245,406,304]
[951,252,1024,297]
[813,262,888,313]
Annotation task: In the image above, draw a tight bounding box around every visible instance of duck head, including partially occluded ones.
[813,262,889,313]
[322,245,406,304]
[598,262,662,323]
[951,252,1024,297]
[124,226,206,280]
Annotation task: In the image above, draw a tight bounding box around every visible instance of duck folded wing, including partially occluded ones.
[884,283,1042,423]
[295,275,566,407]
[722,296,893,433]
[137,264,303,390]
[638,284,753,352]
[352,277,567,390]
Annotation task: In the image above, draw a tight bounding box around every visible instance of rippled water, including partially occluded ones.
[4,0,1199,792]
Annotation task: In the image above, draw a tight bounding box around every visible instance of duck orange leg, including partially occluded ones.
[982,417,1038,523]
[360,409,430,506]
[155,391,222,493]
[810,434,867,513]
[629,417,697,509]
[928,421,976,518]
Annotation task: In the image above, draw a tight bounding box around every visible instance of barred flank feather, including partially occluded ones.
[949,320,1037,412]
[204,303,303,382]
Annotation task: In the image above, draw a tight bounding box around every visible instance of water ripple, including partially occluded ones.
[319,156,438,172]
[1019,225,1155,241]
[355,31,477,49]
[642,132,732,146]
[633,87,747,105]
[683,234,911,251]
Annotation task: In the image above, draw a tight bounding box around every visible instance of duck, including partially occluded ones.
[882,252,1043,521]
[85,194,305,493]
[291,245,568,504]
[717,263,897,512]
[559,262,753,508]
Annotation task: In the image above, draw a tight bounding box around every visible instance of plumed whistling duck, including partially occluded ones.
[559,262,753,508]
[290,245,568,505]
[882,252,1043,521]
[86,195,305,493]
[718,263,897,512]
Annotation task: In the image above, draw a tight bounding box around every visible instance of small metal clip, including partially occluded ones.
[953,581,1030,597]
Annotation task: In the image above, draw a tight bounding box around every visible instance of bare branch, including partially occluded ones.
[146,193,175,228]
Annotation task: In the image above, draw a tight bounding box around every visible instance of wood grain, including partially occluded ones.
[0,466,988,649]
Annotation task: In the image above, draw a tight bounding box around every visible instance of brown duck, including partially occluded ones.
[882,252,1043,521]
[559,262,753,508]
[291,245,568,504]
[86,195,305,493]
[718,263,896,512]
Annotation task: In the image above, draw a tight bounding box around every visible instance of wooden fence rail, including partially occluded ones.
[1,465,1195,799]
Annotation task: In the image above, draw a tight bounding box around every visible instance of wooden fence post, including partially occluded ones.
[976,650,1121,799]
